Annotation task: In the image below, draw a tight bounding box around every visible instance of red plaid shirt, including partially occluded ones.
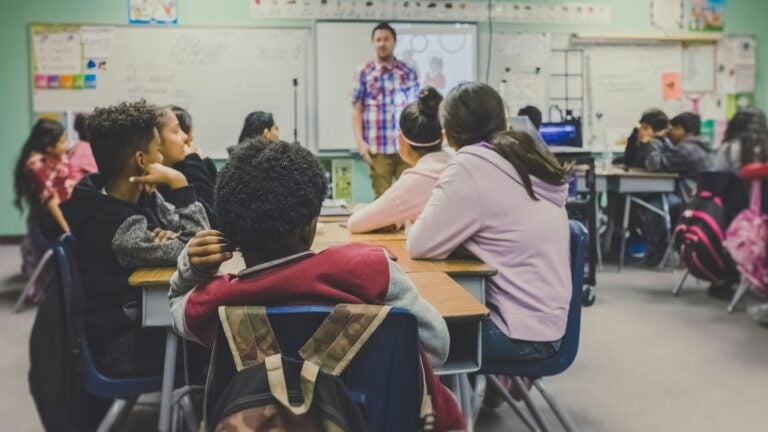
[351,58,419,155]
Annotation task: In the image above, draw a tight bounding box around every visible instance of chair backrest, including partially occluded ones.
[482,219,588,377]
[53,234,161,398]
[207,306,421,432]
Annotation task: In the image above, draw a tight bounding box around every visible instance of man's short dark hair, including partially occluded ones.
[372,22,396,41]
[670,112,701,136]
[216,139,327,256]
[517,105,543,130]
[87,100,156,180]
[639,108,669,132]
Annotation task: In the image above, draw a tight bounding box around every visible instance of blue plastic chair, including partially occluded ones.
[206,306,422,432]
[479,220,588,432]
[55,234,163,432]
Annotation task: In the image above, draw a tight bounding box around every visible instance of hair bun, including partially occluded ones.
[417,86,443,120]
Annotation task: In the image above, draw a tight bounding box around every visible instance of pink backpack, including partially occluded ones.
[723,180,768,295]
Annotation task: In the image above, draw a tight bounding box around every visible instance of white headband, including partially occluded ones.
[402,134,442,147]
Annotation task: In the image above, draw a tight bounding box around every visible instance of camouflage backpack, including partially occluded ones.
[204,304,434,432]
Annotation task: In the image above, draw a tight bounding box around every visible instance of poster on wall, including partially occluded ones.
[687,0,724,31]
[129,0,178,25]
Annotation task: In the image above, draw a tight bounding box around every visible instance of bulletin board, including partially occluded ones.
[30,24,311,158]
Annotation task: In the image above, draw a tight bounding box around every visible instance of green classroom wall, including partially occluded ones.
[1,0,766,235]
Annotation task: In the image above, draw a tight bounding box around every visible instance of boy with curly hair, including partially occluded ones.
[61,100,209,376]
[169,138,464,431]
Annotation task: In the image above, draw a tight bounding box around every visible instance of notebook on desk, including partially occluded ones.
[321,199,352,216]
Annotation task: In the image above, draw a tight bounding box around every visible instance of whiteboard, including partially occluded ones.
[32,26,310,158]
[315,21,477,151]
[584,44,684,150]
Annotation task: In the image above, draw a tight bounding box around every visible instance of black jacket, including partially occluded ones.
[61,174,208,351]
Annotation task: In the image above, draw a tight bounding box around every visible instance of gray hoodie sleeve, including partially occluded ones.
[168,242,220,344]
[384,257,450,367]
[111,187,209,268]
[713,140,742,173]
[644,138,672,172]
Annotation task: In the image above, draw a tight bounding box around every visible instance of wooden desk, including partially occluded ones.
[577,165,679,271]
[314,221,406,245]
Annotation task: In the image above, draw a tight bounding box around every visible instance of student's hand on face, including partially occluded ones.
[130,163,188,190]
[188,230,233,270]
[151,228,179,244]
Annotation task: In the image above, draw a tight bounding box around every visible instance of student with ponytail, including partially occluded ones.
[347,86,450,233]
[408,82,572,366]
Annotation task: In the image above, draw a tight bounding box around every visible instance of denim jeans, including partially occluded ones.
[482,318,561,363]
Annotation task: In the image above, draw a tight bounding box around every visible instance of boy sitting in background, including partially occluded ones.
[624,108,670,168]
[645,112,712,178]
[61,100,209,376]
[168,138,463,431]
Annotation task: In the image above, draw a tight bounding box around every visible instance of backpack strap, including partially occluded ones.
[264,354,320,415]
[218,306,281,371]
[750,179,762,211]
[299,304,392,375]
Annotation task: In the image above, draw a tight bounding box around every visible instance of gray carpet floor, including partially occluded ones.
[1,243,766,431]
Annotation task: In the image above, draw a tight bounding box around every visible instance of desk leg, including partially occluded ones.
[158,329,179,432]
[619,194,632,272]
[457,374,475,432]
[658,194,673,270]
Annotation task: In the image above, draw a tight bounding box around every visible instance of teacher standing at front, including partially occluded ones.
[351,22,420,197]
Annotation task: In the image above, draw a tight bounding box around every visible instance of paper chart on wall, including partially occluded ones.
[496,33,551,74]
[682,43,715,92]
[81,26,115,58]
[651,0,683,30]
[502,73,548,114]
[33,31,82,75]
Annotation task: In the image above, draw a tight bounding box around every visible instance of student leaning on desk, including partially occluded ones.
[167,139,464,431]
[60,100,209,377]
[407,83,571,384]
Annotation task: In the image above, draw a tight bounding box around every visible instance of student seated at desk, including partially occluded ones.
[155,106,218,226]
[646,112,712,178]
[624,108,670,168]
[347,87,451,233]
[61,100,209,376]
[168,139,463,431]
[714,108,768,174]
[226,110,279,156]
[407,82,571,365]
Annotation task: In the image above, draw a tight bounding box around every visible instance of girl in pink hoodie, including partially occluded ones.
[408,82,572,363]
[347,86,451,233]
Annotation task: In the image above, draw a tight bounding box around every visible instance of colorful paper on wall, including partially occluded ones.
[662,72,682,100]
[129,0,178,25]
[688,0,724,32]
[331,159,353,201]
[249,0,611,25]
[726,93,754,119]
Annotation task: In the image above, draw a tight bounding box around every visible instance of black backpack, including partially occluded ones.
[28,236,111,431]
[673,173,747,282]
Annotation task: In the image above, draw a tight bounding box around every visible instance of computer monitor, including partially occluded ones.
[540,121,582,147]
[507,116,548,149]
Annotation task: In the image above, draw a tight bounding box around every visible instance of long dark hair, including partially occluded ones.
[723,107,768,165]
[238,111,275,143]
[399,86,443,154]
[14,119,65,211]
[490,130,567,200]
[440,82,507,148]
